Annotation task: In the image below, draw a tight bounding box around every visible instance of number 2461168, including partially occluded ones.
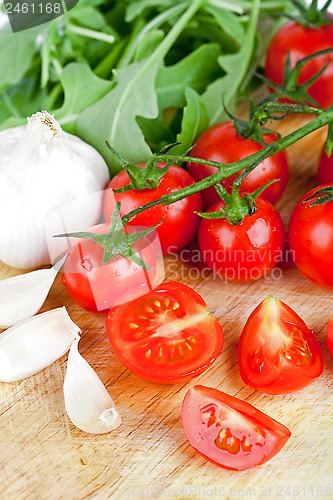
[5,2,62,15]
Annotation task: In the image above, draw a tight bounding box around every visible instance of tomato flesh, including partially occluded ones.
[182,385,291,471]
[187,121,289,209]
[106,282,224,383]
[238,297,323,394]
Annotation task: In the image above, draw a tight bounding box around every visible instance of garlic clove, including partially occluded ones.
[0,255,66,329]
[0,307,80,382]
[64,338,122,434]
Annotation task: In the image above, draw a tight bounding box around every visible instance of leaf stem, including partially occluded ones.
[121,108,333,224]
[118,4,187,68]
[67,25,116,44]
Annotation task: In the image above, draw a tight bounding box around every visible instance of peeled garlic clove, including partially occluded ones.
[64,338,121,434]
[0,255,66,328]
[0,307,80,382]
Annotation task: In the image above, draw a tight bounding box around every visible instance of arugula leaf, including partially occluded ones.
[76,0,205,174]
[137,112,175,151]
[173,87,209,154]
[133,29,165,62]
[125,0,176,22]
[0,29,39,92]
[77,61,158,170]
[201,0,261,125]
[54,63,113,133]
[156,43,222,109]
[205,5,245,44]
[0,0,294,173]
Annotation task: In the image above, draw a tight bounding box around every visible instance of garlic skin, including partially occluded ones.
[0,255,66,328]
[0,111,110,269]
[64,338,122,434]
[0,307,80,382]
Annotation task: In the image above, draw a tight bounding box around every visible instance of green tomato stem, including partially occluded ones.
[121,108,333,224]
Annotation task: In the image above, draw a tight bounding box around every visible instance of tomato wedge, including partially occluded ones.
[182,385,291,471]
[106,282,224,384]
[238,297,323,394]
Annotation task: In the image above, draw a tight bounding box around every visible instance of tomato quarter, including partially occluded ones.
[238,297,323,394]
[181,385,291,471]
[106,282,224,383]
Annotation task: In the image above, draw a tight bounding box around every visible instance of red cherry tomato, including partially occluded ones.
[198,198,286,282]
[326,319,333,358]
[106,282,224,384]
[187,121,289,209]
[62,223,159,313]
[265,18,333,109]
[103,163,202,254]
[287,183,333,289]
[181,385,291,471]
[238,297,323,394]
[318,148,333,184]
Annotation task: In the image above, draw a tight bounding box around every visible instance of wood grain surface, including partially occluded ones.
[1,115,333,500]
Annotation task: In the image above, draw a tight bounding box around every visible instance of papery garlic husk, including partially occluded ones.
[0,255,66,328]
[0,111,110,269]
[64,338,122,434]
[0,307,80,382]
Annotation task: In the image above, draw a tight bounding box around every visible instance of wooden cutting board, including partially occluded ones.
[1,115,333,500]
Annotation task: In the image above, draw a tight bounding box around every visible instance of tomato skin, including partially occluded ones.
[62,223,158,313]
[326,319,333,358]
[187,122,289,209]
[318,149,333,184]
[103,164,202,254]
[198,199,286,282]
[181,385,291,471]
[265,18,333,109]
[287,184,333,289]
[238,297,323,394]
[106,282,224,384]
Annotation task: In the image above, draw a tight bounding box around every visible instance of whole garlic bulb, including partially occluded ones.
[0,111,110,269]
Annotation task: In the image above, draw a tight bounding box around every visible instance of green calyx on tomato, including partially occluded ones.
[106,141,175,192]
[196,172,278,226]
[55,203,161,270]
[224,101,279,147]
[285,0,332,28]
[263,47,333,107]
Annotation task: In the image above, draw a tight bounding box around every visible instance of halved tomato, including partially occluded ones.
[106,282,224,383]
[238,297,323,394]
[182,385,291,471]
